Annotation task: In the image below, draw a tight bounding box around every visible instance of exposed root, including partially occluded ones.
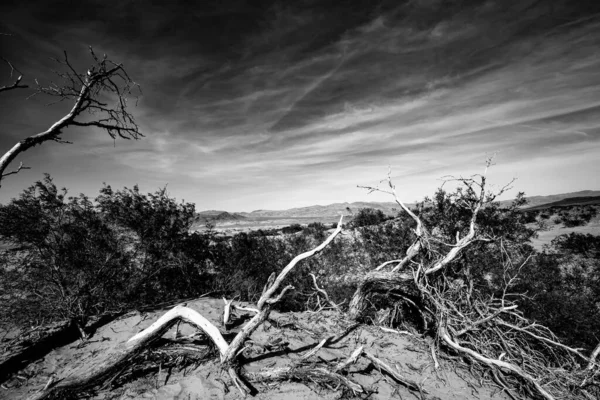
[362,351,425,393]
[334,346,364,372]
[348,270,418,321]
[439,326,554,400]
[26,217,346,399]
[301,323,361,360]
[352,166,599,399]
[246,365,364,395]
[308,273,341,311]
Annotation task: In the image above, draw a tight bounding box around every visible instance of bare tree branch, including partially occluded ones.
[0,161,30,178]
[31,215,346,399]
[0,57,28,93]
[0,47,142,186]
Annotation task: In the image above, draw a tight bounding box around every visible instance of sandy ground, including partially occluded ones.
[2,298,510,400]
[529,219,600,251]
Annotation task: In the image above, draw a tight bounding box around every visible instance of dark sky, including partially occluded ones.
[1,0,600,211]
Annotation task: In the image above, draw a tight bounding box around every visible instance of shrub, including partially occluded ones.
[95,184,202,305]
[281,223,303,234]
[515,232,600,350]
[557,206,598,227]
[0,177,214,333]
[351,208,387,227]
[303,222,327,240]
[0,175,131,332]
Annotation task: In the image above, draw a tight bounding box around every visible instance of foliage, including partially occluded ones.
[357,216,414,268]
[348,170,599,399]
[0,175,130,329]
[552,232,600,257]
[303,222,327,240]
[0,177,213,332]
[281,223,303,234]
[351,208,388,227]
[556,205,598,227]
[95,184,207,305]
[516,233,600,350]
[2,173,599,372]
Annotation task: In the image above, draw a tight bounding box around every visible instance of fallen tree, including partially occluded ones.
[28,215,397,399]
[348,163,600,399]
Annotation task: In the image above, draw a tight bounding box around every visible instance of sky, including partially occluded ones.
[0,0,599,212]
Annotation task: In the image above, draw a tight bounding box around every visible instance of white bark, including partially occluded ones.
[128,305,229,358]
[439,326,554,400]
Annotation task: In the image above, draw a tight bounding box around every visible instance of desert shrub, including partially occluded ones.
[557,205,598,227]
[351,208,388,227]
[214,232,287,302]
[210,232,324,310]
[406,190,536,299]
[357,216,414,267]
[281,223,303,234]
[552,232,600,257]
[0,175,131,331]
[95,184,203,305]
[303,222,327,240]
[516,236,600,350]
[248,228,280,237]
[521,210,538,223]
[0,177,216,332]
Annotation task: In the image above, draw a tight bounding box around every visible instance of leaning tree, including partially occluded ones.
[0,43,143,384]
[0,46,142,184]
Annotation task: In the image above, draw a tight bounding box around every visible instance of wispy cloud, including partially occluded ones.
[1,1,600,210]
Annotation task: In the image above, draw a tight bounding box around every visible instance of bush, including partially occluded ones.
[515,233,600,350]
[281,223,303,234]
[557,206,597,227]
[303,222,327,240]
[351,208,387,227]
[95,184,205,304]
[0,175,131,331]
[0,177,214,333]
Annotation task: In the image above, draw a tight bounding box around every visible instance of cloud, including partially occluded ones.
[1,1,600,210]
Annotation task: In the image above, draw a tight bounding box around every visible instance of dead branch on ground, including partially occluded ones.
[30,216,351,399]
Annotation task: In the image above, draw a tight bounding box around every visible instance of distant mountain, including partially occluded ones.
[238,201,405,218]
[521,190,600,209]
[214,212,247,221]
[196,210,227,217]
[195,191,600,220]
[194,210,247,223]
[524,196,600,211]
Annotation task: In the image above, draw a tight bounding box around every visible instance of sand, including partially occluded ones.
[2,298,511,400]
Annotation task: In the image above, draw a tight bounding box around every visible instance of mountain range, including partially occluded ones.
[197,190,600,222]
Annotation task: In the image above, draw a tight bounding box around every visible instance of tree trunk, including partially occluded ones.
[348,270,417,320]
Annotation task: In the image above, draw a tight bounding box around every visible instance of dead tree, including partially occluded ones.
[0,47,142,185]
[0,56,28,94]
[348,163,599,400]
[29,217,380,399]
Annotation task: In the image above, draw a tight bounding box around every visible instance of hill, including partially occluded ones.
[519,190,600,209]
[239,201,402,218]
[523,195,600,211]
[193,211,247,229]
[198,191,600,220]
